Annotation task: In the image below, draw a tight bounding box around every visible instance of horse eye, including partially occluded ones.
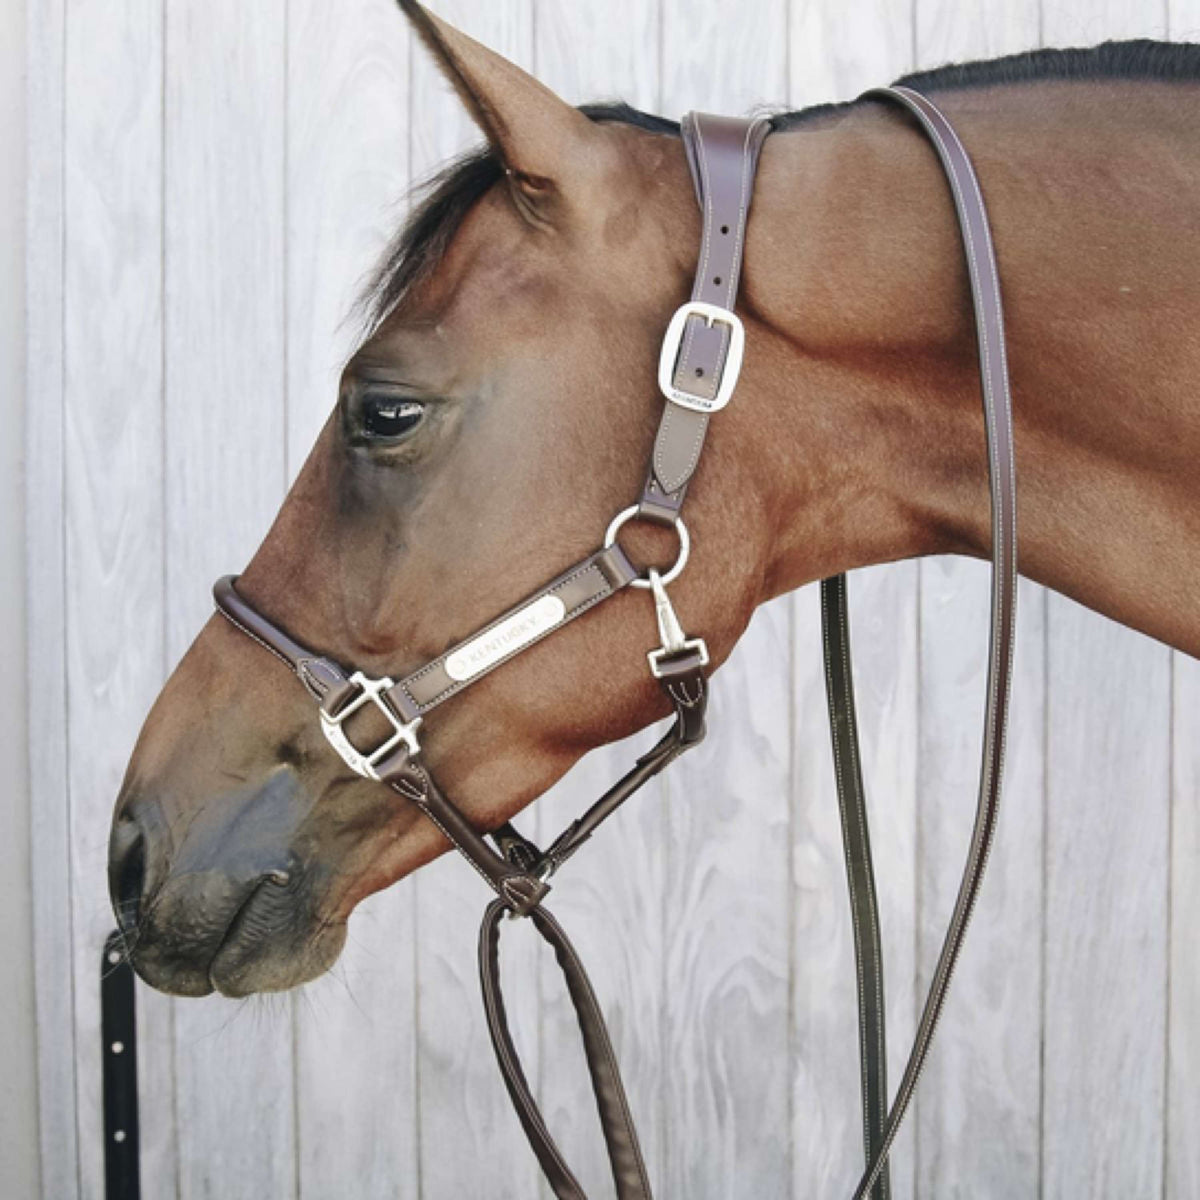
[360,396,426,441]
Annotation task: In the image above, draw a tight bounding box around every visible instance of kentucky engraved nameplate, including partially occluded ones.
[445,594,566,682]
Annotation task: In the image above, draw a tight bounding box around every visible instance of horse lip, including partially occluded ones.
[207,873,290,996]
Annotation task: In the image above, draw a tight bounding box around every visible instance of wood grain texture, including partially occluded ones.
[164,3,295,1197]
[530,5,670,1194]
[915,563,1045,1200]
[1044,597,1170,1199]
[659,5,792,1195]
[285,5,420,1197]
[789,0,911,105]
[406,5,543,1196]
[25,0,78,1194]
[61,3,172,1198]
[1168,652,1200,1199]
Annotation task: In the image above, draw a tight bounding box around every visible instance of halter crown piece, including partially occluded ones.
[214,87,1017,1200]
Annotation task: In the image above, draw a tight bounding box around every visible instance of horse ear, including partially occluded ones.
[398,2,601,220]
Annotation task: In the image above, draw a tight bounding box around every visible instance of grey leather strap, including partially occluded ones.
[638,113,772,524]
[842,84,1019,1200]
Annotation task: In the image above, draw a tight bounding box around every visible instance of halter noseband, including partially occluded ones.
[212,89,1017,1200]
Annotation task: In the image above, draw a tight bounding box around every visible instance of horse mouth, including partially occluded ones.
[206,876,345,998]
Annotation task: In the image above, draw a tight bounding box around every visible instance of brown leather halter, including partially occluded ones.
[213,86,1016,1199]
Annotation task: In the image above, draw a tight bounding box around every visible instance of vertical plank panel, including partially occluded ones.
[61,2,173,1197]
[1044,606,1170,1198]
[1037,9,1171,1197]
[286,4,419,1198]
[910,8,1045,1199]
[26,0,76,1193]
[164,3,294,1196]
[531,5,669,1194]
[788,10,918,1197]
[660,4,792,1195]
[1041,0,1170,44]
[1169,652,1200,1199]
[406,5,542,1195]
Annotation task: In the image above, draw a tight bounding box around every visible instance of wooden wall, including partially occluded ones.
[26,0,1198,1196]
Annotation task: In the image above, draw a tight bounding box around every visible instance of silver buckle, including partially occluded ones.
[319,671,422,781]
[657,300,745,414]
[646,568,709,678]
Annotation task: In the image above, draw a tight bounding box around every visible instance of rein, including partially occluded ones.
[213,86,1016,1199]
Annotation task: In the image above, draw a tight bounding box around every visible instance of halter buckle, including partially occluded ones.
[646,568,709,678]
[657,300,745,413]
[319,670,422,781]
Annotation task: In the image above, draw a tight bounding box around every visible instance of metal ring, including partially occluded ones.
[603,505,690,589]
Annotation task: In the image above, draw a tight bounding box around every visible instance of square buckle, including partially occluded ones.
[657,300,745,414]
[319,670,422,781]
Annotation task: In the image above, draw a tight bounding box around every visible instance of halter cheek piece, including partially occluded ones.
[213,87,1017,1200]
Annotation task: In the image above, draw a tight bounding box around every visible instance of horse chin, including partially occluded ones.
[207,899,348,999]
[208,926,346,998]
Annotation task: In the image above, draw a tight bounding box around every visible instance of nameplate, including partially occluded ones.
[445,594,566,682]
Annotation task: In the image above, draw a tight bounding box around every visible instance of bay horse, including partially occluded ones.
[108,0,1200,1185]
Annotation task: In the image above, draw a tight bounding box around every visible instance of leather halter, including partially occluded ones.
[212,88,1016,1199]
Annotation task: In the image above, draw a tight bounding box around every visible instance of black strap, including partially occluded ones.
[821,574,890,1200]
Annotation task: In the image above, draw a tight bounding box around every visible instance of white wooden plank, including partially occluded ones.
[789,0,912,106]
[530,5,670,1194]
[163,3,295,1196]
[1041,0,1169,45]
[909,8,1044,1198]
[1044,598,1170,1198]
[787,9,919,1196]
[285,2,420,1196]
[1168,650,1200,1199]
[406,5,544,1196]
[60,2,174,1197]
[26,0,77,1193]
[915,562,1046,1198]
[658,5,792,1195]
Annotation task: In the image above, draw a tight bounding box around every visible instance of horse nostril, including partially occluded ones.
[112,823,147,933]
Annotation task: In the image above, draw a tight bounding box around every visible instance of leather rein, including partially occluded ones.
[212,86,1017,1199]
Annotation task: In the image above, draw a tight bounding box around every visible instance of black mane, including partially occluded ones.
[361,40,1198,326]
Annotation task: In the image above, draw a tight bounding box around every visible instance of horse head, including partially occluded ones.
[108,3,780,997]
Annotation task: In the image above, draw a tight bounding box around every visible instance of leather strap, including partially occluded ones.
[638,113,772,525]
[821,573,890,1200]
[839,84,1019,1200]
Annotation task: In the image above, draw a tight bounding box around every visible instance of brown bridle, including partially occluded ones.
[213,86,1016,1200]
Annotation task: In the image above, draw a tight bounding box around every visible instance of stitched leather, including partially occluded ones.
[639,113,772,521]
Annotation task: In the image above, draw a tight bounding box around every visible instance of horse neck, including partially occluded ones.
[731,82,1200,656]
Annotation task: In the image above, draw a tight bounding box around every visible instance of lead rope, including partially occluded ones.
[834,85,1019,1200]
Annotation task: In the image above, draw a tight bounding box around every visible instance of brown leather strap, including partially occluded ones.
[477,659,706,1200]
[480,902,653,1200]
[638,113,772,525]
[387,544,638,720]
[842,84,1019,1200]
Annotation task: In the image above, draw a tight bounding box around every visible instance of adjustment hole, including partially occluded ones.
[720,225,729,234]
[713,276,722,285]
[694,368,704,378]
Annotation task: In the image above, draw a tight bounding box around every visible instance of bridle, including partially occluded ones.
[213,86,1017,1200]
